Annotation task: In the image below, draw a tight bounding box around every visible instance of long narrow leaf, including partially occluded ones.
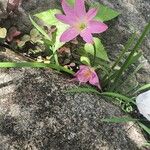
[100,92,135,104]
[65,87,101,95]
[142,143,150,147]
[125,52,142,68]
[136,84,150,93]
[29,15,51,41]
[138,122,150,135]
[0,62,74,74]
[66,87,135,104]
[111,21,150,91]
[111,32,136,70]
[101,117,138,123]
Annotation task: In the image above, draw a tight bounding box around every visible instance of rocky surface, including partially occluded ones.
[0,53,146,150]
[98,0,150,84]
[0,0,150,149]
[0,0,149,83]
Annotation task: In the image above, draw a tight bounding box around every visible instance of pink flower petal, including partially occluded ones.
[74,0,86,17]
[88,20,108,33]
[62,0,74,15]
[80,29,93,43]
[60,27,79,42]
[89,72,101,89]
[79,65,88,70]
[74,67,91,83]
[86,8,98,21]
[76,74,90,83]
[55,14,75,25]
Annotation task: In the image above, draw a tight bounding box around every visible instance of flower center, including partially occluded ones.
[74,22,87,31]
[79,23,87,30]
[83,70,92,79]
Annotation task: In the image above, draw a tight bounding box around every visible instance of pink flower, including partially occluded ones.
[55,0,108,43]
[74,65,101,88]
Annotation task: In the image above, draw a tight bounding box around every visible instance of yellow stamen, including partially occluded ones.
[79,23,86,30]
[83,70,92,78]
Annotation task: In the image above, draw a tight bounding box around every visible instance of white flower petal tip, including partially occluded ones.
[136,90,150,121]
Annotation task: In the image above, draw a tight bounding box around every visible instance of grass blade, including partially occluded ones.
[65,87,101,95]
[100,92,135,104]
[101,117,138,123]
[0,62,74,74]
[66,87,135,104]
[138,122,150,135]
[111,32,136,70]
[135,84,150,93]
[29,15,51,41]
[111,21,150,91]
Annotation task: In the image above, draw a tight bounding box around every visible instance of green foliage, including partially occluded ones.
[65,87,101,95]
[84,38,109,62]
[0,62,74,74]
[88,2,120,22]
[101,117,138,123]
[34,9,61,25]
[80,56,91,66]
[29,15,51,41]
[138,123,150,135]
[66,87,135,104]
[103,21,150,91]
[142,142,150,148]
[67,0,75,5]
[100,92,135,104]
[135,84,150,93]
[34,9,69,51]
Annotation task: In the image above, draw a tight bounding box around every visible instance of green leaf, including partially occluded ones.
[138,123,150,135]
[101,117,138,123]
[67,0,75,5]
[65,87,101,95]
[136,84,150,93]
[111,33,136,70]
[110,21,150,91]
[29,15,51,41]
[35,9,69,51]
[0,62,74,75]
[100,92,135,104]
[125,52,142,68]
[34,9,61,25]
[142,143,150,147]
[89,2,120,22]
[66,87,135,104]
[34,9,70,65]
[84,38,109,61]
[80,56,91,65]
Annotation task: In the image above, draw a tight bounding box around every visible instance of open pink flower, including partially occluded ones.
[74,65,101,88]
[55,0,108,43]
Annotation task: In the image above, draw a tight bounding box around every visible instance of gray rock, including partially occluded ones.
[0,64,145,150]
[0,0,60,32]
[97,0,150,84]
[1,0,148,83]
[0,0,149,149]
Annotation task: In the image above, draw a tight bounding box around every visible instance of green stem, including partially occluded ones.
[111,32,136,70]
[0,62,74,74]
[102,32,136,85]
[52,46,59,65]
[93,43,96,66]
[110,21,150,91]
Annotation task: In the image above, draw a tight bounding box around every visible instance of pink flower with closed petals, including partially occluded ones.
[55,0,108,43]
[74,65,101,88]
